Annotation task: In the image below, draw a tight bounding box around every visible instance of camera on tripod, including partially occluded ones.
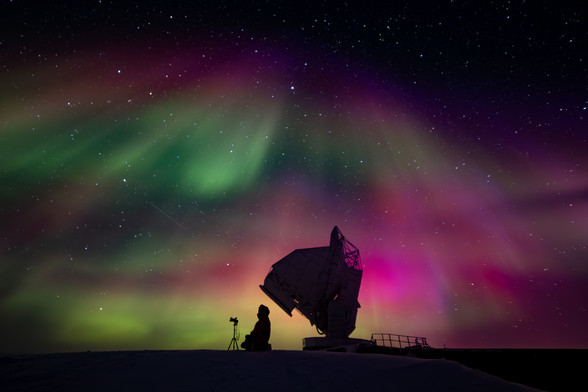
[228,317,239,350]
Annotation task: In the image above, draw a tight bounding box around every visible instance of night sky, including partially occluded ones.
[1,1,586,354]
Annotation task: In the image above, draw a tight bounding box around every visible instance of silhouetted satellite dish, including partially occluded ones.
[260,226,364,347]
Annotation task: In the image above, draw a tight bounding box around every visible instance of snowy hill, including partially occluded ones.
[0,349,544,391]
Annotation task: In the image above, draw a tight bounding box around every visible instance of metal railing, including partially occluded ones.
[371,333,431,349]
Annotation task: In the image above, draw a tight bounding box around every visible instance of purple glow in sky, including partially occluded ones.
[0,1,586,353]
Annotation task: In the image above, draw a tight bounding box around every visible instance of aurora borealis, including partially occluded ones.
[1,1,586,354]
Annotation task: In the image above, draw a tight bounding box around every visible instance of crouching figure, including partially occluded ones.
[241,304,271,351]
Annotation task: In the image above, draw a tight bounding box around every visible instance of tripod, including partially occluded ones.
[227,319,239,350]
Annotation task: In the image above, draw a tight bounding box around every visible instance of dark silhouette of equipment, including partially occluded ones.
[260,226,367,349]
[227,317,239,350]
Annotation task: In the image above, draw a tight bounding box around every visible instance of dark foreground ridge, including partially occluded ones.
[0,349,554,392]
[358,346,586,392]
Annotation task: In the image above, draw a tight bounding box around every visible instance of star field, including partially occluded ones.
[0,1,586,353]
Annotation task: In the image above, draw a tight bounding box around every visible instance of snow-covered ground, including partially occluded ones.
[0,349,544,391]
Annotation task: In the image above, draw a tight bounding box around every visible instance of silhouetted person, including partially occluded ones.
[241,304,271,351]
